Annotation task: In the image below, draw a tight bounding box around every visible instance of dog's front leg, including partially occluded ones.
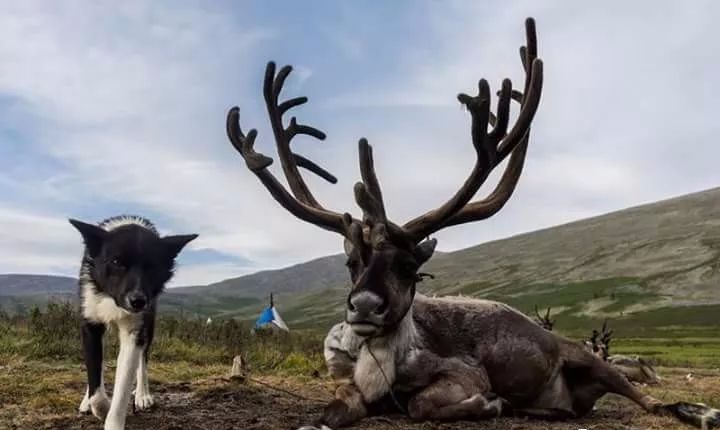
[134,314,155,411]
[80,320,109,419]
[133,352,154,411]
[104,324,142,430]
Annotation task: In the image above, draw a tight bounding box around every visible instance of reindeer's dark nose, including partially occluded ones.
[348,291,386,317]
[127,294,147,311]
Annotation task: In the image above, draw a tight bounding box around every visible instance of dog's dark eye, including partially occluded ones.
[109,258,125,269]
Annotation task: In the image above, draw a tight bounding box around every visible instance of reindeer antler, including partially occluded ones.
[402,18,543,242]
[534,305,554,330]
[226,62,351,235]
[600,320,613,349]
[534,305,543,321]
[228,18,543,248]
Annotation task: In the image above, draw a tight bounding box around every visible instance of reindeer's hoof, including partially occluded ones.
[643,396,664,414]
[134,392,155,411]
[296,426,333,430]
[663,402,720,429]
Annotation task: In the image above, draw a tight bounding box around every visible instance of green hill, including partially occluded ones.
[3,187,719,337]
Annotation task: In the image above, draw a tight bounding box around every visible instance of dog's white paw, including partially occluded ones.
[134,392,155,411]
[89,391,111,421]
[103,417,125,430]
[79,389,91,414]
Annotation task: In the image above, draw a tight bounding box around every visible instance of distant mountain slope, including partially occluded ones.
[262,187,720,333]
[172,254,348,298]
[2,187,719,336]
[0,274,77,296]
[423,186,720,300]
[0,274,78,314]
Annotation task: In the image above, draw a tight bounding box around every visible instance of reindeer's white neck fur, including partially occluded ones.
[353,306,418,403]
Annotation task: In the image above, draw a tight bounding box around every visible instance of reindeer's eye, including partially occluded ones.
[398,259,418,277]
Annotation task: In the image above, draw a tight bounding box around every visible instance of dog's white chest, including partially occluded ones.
[81,283,132,325]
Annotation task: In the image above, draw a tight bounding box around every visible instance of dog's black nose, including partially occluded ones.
[128,295,147,311]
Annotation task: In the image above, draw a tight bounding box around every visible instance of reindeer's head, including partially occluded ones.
[586,320,613,361]
[226,18,543,338]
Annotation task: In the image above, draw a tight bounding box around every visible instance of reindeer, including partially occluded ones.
[533,305,555,331]
[225,17,719,430]
[584,320,613,361]
[589,320,661,386]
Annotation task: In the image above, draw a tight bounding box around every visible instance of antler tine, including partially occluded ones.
[357,139,387,223]
[294,154,338,184]
[498,17,542,158]
[402,18,543,241]
[262,61,336,208]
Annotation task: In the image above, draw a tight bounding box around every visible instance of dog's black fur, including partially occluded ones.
[70,215,196,430]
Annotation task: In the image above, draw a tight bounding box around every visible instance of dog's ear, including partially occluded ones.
[161,234,198,259]
[69,219,108,257]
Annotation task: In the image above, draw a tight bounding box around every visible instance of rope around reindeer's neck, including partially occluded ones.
[247,376,328,403]
[363,339,408,416]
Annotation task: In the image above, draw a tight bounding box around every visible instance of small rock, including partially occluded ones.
[230,355,246,380]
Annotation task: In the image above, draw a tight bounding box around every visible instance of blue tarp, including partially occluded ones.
[255,307,275,327]
[254,305,289,331]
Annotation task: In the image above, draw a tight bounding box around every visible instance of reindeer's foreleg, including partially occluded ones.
[562,339,661,414]
[407,366,504,421]
[319,382,368,428]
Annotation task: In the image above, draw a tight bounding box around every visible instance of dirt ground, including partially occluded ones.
[3,367,719,430]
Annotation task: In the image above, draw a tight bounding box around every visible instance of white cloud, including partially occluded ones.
[0,207,79,275]
[169,261,255,288]
[320,1,720,250]
[1,1,719,286]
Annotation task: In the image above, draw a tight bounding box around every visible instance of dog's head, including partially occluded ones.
[70,218,197,313]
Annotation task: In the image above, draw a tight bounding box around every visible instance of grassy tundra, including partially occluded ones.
[1,303,719,429]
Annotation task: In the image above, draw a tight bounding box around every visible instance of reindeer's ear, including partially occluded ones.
[414,238,437,265]
[69,219,108,257]
[162,234,198,259]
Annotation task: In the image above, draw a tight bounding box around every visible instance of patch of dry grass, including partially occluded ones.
[1,360,718,430]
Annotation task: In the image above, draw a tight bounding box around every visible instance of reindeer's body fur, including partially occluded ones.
[324,295,660,425]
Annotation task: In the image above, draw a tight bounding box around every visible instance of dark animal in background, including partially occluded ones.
[533,305,555,331]
[70,215,197,430]
[586,320,661,385]
[225,17,719,430]
[584,320,613,361]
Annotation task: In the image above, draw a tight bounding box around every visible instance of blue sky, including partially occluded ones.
[1,1,719,286]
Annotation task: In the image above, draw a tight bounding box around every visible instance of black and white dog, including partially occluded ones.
[70,215,197,430]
